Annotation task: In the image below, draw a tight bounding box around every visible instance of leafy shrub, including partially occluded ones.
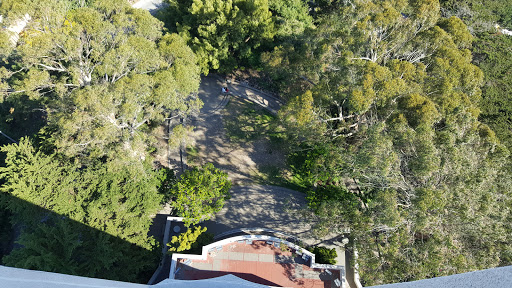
[287,144,332,189]
[167,226,214,254]
[170,163,231,226]
[306,184,356,211]
[311,246,337,265]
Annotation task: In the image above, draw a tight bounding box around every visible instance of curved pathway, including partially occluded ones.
[203,185,311,241]
[133,3,351,285]
[186,74,284,184]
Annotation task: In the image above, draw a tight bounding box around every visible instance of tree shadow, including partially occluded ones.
[176,265,280,286]
[0,193,161,284]
[0,95,45,146]
[202,185,318,244]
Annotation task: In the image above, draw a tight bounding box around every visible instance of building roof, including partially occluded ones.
[173,240,340,288]
[369,265,512,288]
[0,265,269,288]
[3,260,512,288]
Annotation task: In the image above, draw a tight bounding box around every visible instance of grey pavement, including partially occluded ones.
[186,75,284,184]
[203,185,315,243]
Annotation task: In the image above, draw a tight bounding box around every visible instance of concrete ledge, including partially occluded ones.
[167,216,184,222]
[353,250,363,288]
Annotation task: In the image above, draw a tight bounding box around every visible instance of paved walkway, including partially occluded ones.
[183,75,284,184]
[219,75,284,115]
[203,185,312,242]
[176,241,340,288]
[161,75,352,286]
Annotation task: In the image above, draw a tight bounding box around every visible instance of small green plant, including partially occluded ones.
[280,242,290,253]
[167,226,214,254]
[186,145,199,165]
[311,246,337,265]
[168,226,207,253]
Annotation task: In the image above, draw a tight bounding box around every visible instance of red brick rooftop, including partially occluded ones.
[174,240,341,288]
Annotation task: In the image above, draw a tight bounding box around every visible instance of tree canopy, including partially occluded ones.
[0,0,219,283]
[159,0,275,74]
[158,0,315,74]
[275,0,511,285]
[1,0,512,286]
[0,0,201,161]
[0,138,165,281]
[170,163,231,226]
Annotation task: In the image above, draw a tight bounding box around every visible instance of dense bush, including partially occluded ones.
[311,246,337,265]
[170,163,231,226]
[167,226,214,254]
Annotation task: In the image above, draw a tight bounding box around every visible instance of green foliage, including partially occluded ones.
[287,144,338,190]
[311,246,337,265]
[274,0,511,285]
[269,0,314,38]
[0,204,13,260]
[167,226,213,254]
[438,16,473,49]
[3,220,89,276]
[440,0,512,32]
[0,138,165,281]
[306,185,356,211]
[159,0,275,74]
[278,90,326,140]
[167,226,206,252]
[170,163,231,226]
[0,94,45,146]
[473,34,512,151]
[0,1,202,161]
[223,98,280,143]
[2,214,159,282]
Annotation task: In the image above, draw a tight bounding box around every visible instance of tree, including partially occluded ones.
[170,163,231,226]
[440,0,512,32]
[473,34,512,151]
[0,138,165,282]
[159,0,275,73]
[2,215,160,282]
[311,246,337,265]
[167,226,213,253]
[269,0,314,39]
[3,219,87,276]
[276,0,511,285]
[0,0,202,160]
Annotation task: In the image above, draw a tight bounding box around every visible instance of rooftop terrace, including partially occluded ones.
[173,240,342,288]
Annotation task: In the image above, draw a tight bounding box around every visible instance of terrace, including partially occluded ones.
[171,236,345,288]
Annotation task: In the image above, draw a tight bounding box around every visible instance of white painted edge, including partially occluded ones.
[169,234,346,284]
[167,216,184,222]
[353,250,363,288]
